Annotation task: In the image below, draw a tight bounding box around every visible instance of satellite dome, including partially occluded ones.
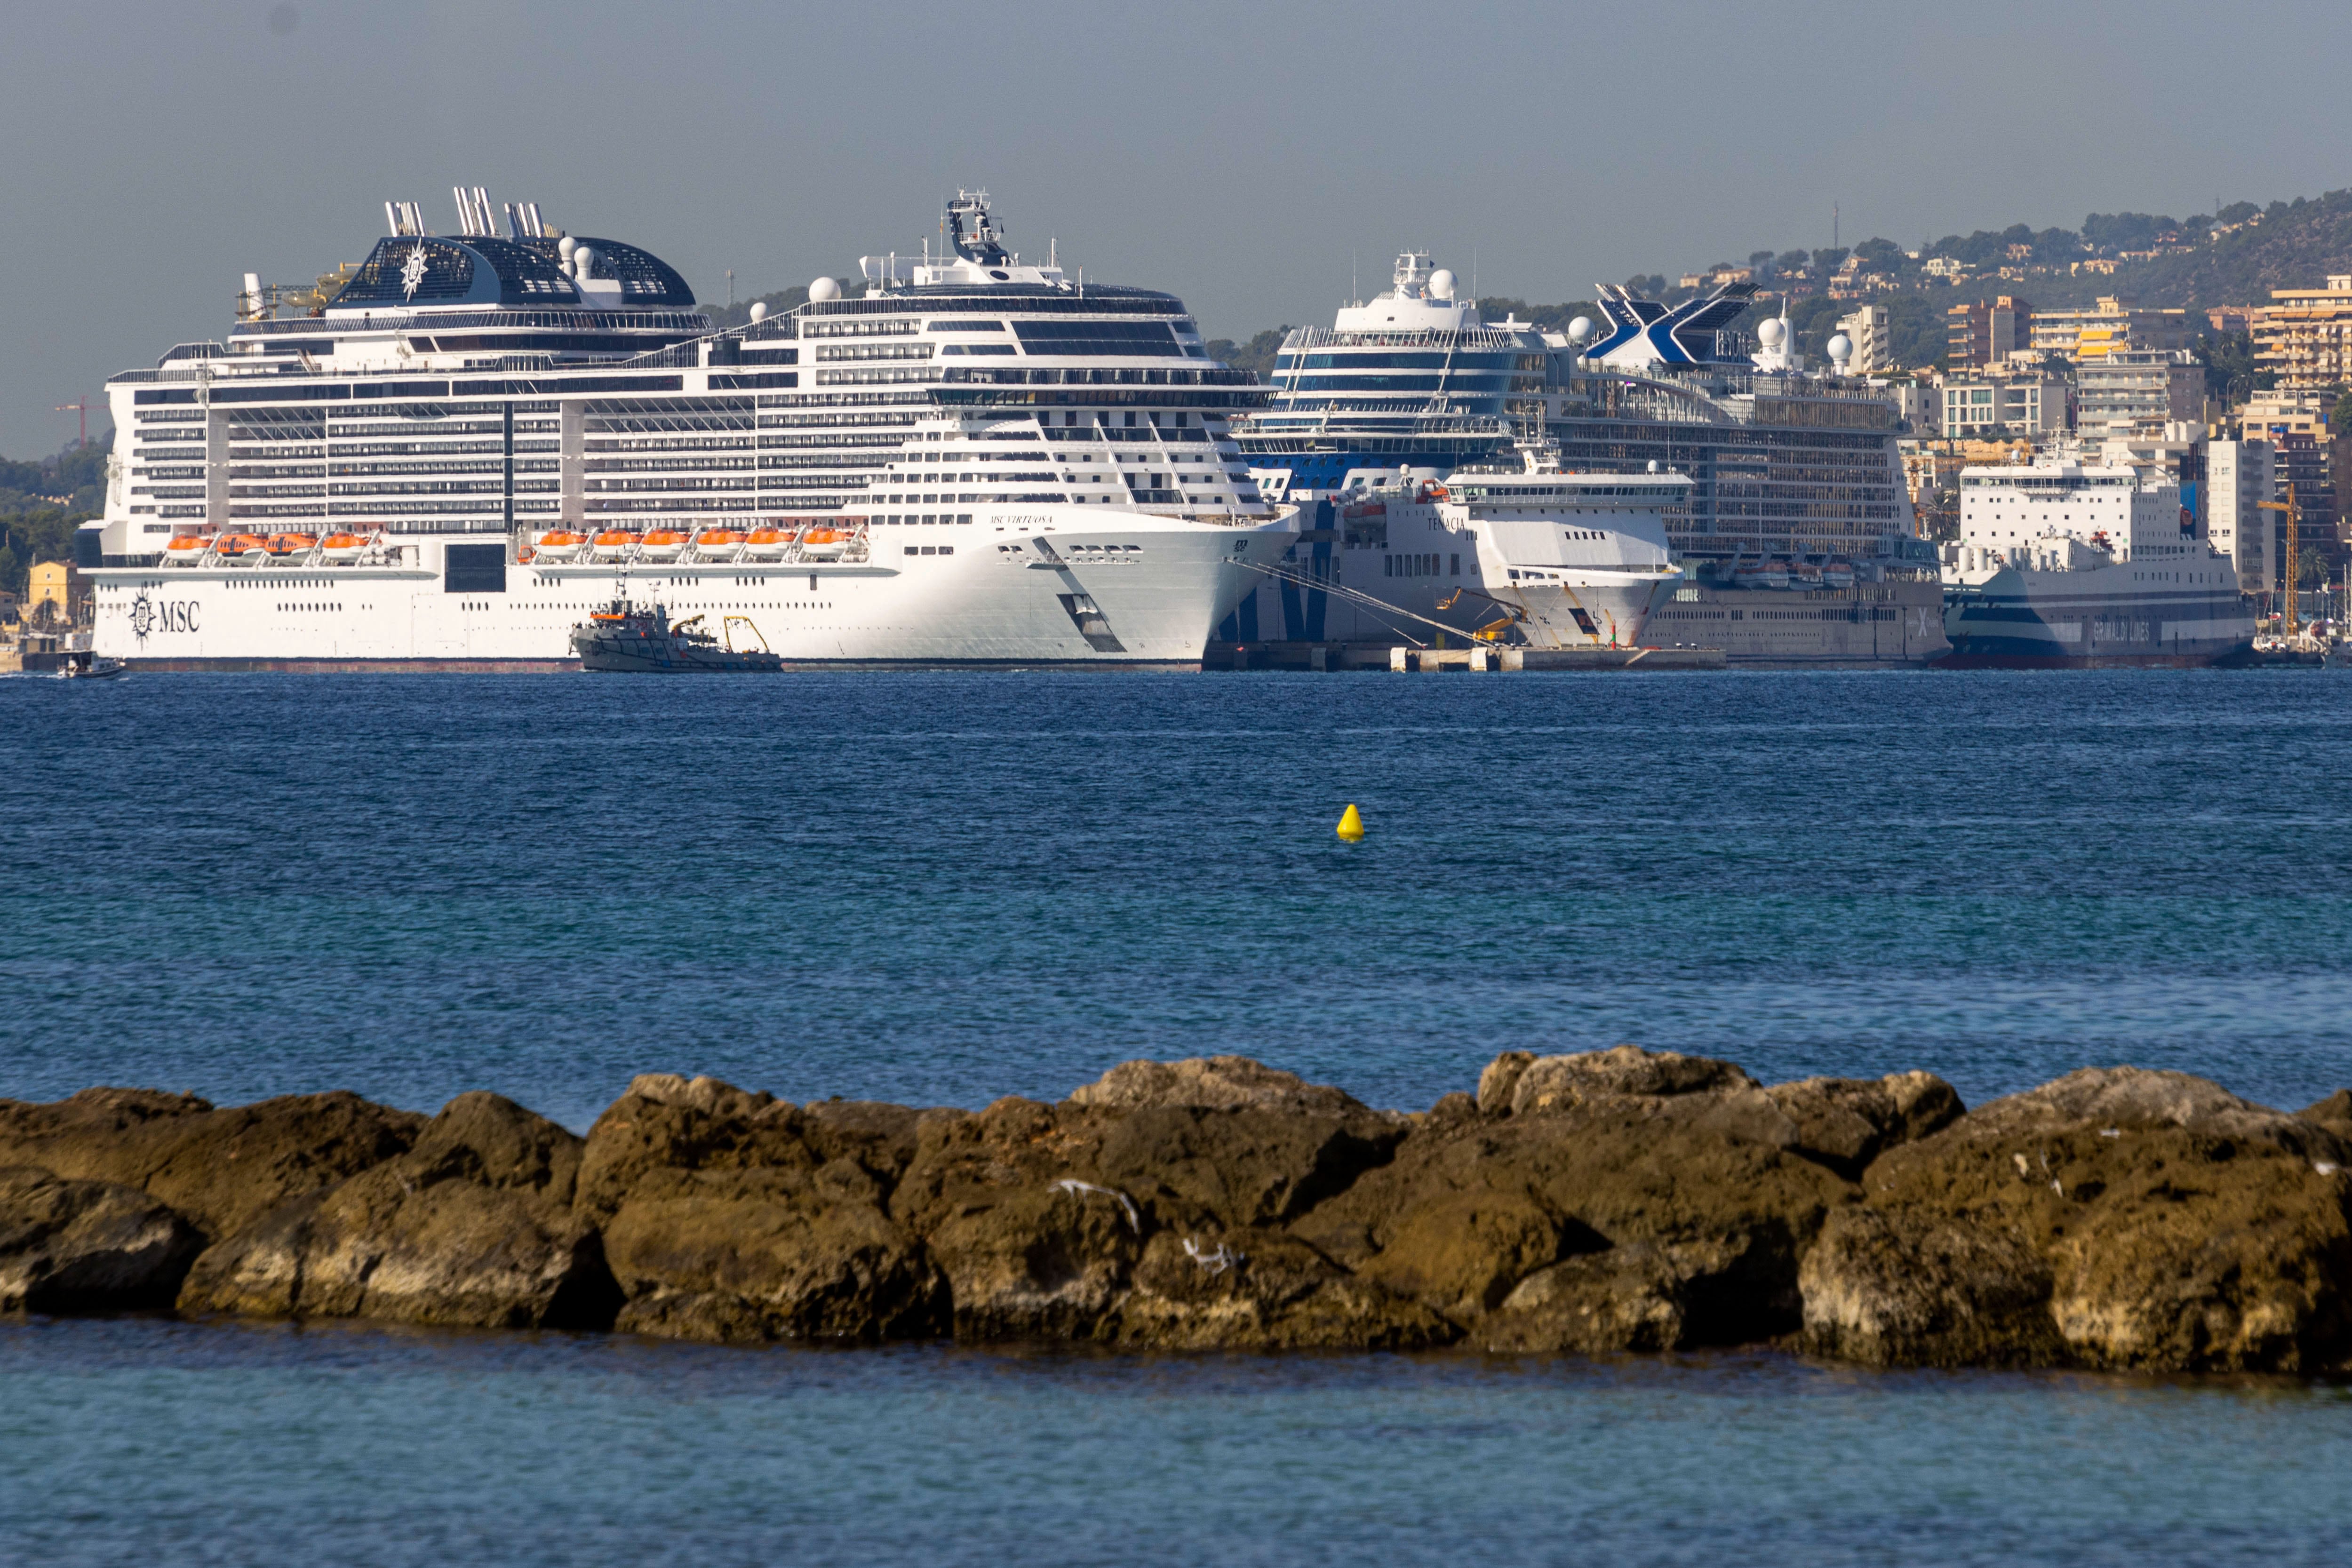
[573,246,596,276]
[1826,334,1853,363]
[557,235,578,260]
[1565,316,1594,343]
[1427,268,1456,301]
[748,301,768,323]
[1756,318,1786,347]
[1647,459,1660,473]
[809,276,841,302]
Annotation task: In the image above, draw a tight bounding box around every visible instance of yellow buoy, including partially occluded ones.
[1335,803,1364,842]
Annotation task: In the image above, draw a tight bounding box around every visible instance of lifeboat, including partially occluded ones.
[318,532,371,564]
[590,529,641,562]
[742,525,799,560]
[534,530,588,562]
[216,533,273,566]
[692,528,748,562]
[798,526,847,561]
[264,533,319,564]
[1820,559,1857,591]
[639,528,690,562]
[162,535,209,567]
[1731,557,1789,590]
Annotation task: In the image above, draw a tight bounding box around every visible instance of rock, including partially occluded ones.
[1802,1067,2352,1373]
[1106,1228,1456,1351]
[1476,1053,1534,1115]
[1297,1058,1851,1343]
[0,1087,425,1240]
[1474,1244,1689,1353]
[1507,1044,1757,1116]
[1799,1206,2063,1367]
[175,1092,616,1330]
[2296,1089,2352,1138]
[924,1179,1144,1341]
[0,1167,204,1314]
[579,1076,944,1344]
[1068,1055,1373,1117]
[1766,1071,1965,1178]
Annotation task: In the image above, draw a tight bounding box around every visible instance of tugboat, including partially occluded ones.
[570,597,784,673]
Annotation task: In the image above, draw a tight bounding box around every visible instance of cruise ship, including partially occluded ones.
[1228,256,1948,665]
[75,189,1296,668]
[1938,460,2253,666]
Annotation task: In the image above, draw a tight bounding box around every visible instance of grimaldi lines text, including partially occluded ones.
[79,186,1298,668]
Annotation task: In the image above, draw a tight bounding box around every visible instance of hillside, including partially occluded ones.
[1,441,106,599]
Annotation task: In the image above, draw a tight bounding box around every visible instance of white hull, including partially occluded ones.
[90,507,1297,667]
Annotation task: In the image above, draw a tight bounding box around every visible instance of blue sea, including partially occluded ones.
[4,668,2350,1565]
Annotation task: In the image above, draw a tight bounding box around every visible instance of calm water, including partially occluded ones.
[3,668,2350,1563]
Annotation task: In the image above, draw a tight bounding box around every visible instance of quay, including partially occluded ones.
[1204,640,1726,672]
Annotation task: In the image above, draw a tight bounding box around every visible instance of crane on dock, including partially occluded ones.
[2259,484,2303,639]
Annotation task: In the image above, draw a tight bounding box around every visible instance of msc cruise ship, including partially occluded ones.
[76,189,1296,668]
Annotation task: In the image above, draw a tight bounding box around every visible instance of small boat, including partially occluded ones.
[533,530,587,562]
[570,597,785,673]
[1820,558,1857,590]
[799,526,847,561]
[692,529,748,562]
[1731,557,1789,590]
[162,535,208,567]
[58,653,127,680]
[216,533,273,566]
[590,529,640,562]
[264,533,319,564]
[318,532,372,564]
[639,528,690,562]
[742,525,798,561]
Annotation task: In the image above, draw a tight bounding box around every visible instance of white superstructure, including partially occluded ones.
[79,189,1296,668]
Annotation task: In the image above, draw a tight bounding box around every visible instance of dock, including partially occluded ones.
[1204,640,1725,672]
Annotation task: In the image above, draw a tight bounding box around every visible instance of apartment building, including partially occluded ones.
[1834,304,1890,374]
[2255,276,2352,390]
[1938,368,2069,436]
[2206,437,2276,594]
[2074,349,2201,439]
[1945,295,2031,368]
[2028,295,2190,362]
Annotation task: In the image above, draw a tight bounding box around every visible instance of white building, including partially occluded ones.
[2074,349,2201,441]
[2205,437,2277,594]
[1835,304,1890,374]
[1939,370,2069,437]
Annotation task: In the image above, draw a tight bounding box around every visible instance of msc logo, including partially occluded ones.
[132,592,199,638]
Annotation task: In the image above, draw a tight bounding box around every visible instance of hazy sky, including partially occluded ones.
[5,0,2350,455]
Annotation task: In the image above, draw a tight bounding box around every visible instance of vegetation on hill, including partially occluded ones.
[1,442,107,600]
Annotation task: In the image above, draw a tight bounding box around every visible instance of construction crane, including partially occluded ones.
[53,396,94,446]
[2258,483,2303,639]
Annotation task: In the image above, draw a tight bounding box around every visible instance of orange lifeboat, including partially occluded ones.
[590,529,641,563]
[798,525,847,560]
[534,529,588,562]
[162,535,208,567]
[264,533,319,563]
[319,532,371,564]
[639,528,690,562]
[742,524,799,561]
[216,532,272,565]
[693,528,748,561]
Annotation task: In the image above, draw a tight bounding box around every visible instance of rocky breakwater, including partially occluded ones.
[3,1051,2347,1375]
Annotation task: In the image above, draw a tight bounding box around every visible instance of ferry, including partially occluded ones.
[1228,255,1947,665]
[1938,460,2253,666]
[75,188,1297,669]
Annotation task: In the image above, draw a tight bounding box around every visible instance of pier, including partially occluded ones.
[1204,640,1726,672]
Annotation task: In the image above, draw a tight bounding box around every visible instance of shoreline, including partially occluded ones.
[5,1048,2347,1377]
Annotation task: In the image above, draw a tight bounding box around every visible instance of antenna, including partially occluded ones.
[1834,201,1840,249]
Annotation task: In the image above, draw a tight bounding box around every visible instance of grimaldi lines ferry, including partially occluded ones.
[76,188,1296,669]
[1939,459,2253,666]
